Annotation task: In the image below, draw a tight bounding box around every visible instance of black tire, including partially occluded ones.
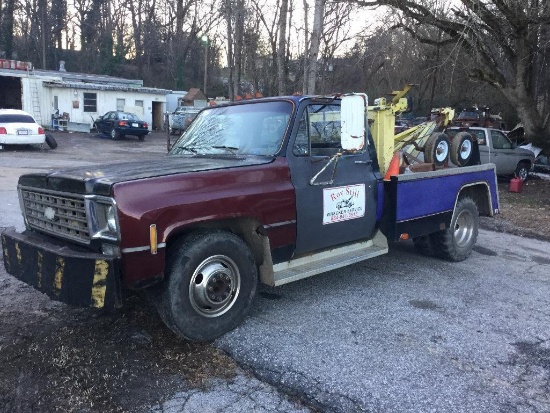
[431,197,479,262]
[515,162,530,181]
[157,231,258,342]
[412,235,435,257]
[450,132,473,166]
[424,132,450,167]
[110,128,120,140]
[45,134,57,149]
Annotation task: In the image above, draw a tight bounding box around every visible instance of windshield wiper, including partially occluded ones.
[211,145,239,154]
[174,147,197,154]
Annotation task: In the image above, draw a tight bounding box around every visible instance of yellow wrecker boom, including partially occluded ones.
[368,85,455,174]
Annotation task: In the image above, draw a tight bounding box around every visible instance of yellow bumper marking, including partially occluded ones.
[15,242,22,265]
[2,237,10,273]
[53,258,65,294]
[37,251,43,288]
[91,260,108,308]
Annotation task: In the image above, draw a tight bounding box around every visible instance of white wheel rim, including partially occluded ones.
[436,140,449,163]
[459,140,472,160]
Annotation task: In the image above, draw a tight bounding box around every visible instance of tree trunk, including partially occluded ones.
[277,0,289,95]
[306,0,325,95]
[302,0,309,93]
[226,0,234,100]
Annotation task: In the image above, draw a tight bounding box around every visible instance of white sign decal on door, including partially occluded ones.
[323,184,366,225]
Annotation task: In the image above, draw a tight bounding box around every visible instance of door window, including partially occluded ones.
[491,130,512,149]
[293,104,342,157]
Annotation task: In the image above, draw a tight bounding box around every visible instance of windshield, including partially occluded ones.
[0,114,35,123]
[119,113,140,121]
[169,101,293,156]
[458,111,482,120]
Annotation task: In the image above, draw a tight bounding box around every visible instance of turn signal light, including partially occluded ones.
[0,127,6,134]
[150,224,158,255]
[399,233,410,240]
[118,121,128,126]
[38,127,44,134]
[143,122,148,128]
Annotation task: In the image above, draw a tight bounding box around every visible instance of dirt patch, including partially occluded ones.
[0,291,238,413]
[480,175,550,242]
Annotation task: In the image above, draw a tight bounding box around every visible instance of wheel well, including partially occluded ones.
[165,218,266,266]
[457,184,492,216]
[517,160,532,168]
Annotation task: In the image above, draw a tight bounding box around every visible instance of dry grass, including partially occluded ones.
[480,175,550,242]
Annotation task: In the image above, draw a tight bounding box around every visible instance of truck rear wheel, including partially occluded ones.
[157,230,258,342]
[424,132,450,167]
[450,132,473,166]
[432,197,479,262]
[412,235,435,257]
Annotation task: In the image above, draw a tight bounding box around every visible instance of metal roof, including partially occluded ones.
[42,80,170,95]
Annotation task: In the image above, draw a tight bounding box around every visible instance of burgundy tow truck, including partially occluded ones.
[2,95,499,341]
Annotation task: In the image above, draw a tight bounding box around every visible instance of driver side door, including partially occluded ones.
[287,102,379,255]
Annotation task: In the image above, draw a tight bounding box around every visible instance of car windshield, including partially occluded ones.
[169,101,293,156]
[458,111,482,120]
[0,114,35,123]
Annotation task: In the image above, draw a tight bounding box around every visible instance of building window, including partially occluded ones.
[135,100,144,107]
[116,98,125,111]
[53,96,59,111]
[83,93,97,112]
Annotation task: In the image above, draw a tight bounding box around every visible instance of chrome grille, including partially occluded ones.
[20,187,90,243]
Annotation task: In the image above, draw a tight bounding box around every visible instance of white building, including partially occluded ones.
[0,60,169,131]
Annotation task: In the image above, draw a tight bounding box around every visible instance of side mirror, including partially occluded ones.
[341,94,367,151]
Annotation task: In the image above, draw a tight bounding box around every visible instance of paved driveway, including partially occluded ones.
[217,231,550,412]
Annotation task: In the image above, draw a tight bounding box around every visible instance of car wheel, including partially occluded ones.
[515,162,530,181]
[424,132,450,167]
[45,134,57,149]
[155,230,258,342]
[110,128,119,140]
[450,132,473,167]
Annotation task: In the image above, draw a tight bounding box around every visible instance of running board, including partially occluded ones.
[269,230,388,287]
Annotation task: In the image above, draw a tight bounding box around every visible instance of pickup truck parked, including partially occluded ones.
[447,127,535,181]
[2,95,499,341]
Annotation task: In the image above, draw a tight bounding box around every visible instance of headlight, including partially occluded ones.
[85,196,120,242]
[106,205,117,231]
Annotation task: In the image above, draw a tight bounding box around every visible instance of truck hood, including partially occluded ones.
[18,155,274,196]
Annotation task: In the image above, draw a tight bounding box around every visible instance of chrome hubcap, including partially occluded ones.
[189,255,240,317]
[454,209,474,248]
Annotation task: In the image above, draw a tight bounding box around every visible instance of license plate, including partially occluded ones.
[132,123,139,127]
[17,130,29,135]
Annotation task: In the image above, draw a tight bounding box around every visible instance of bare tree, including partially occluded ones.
[350,0,550,149]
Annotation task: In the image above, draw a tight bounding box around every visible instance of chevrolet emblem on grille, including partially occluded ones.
[44,207,57,221]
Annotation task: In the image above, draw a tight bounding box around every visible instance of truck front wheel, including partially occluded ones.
[157,231,258,342]
[515,162,530,181]
[432,197,479,262]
